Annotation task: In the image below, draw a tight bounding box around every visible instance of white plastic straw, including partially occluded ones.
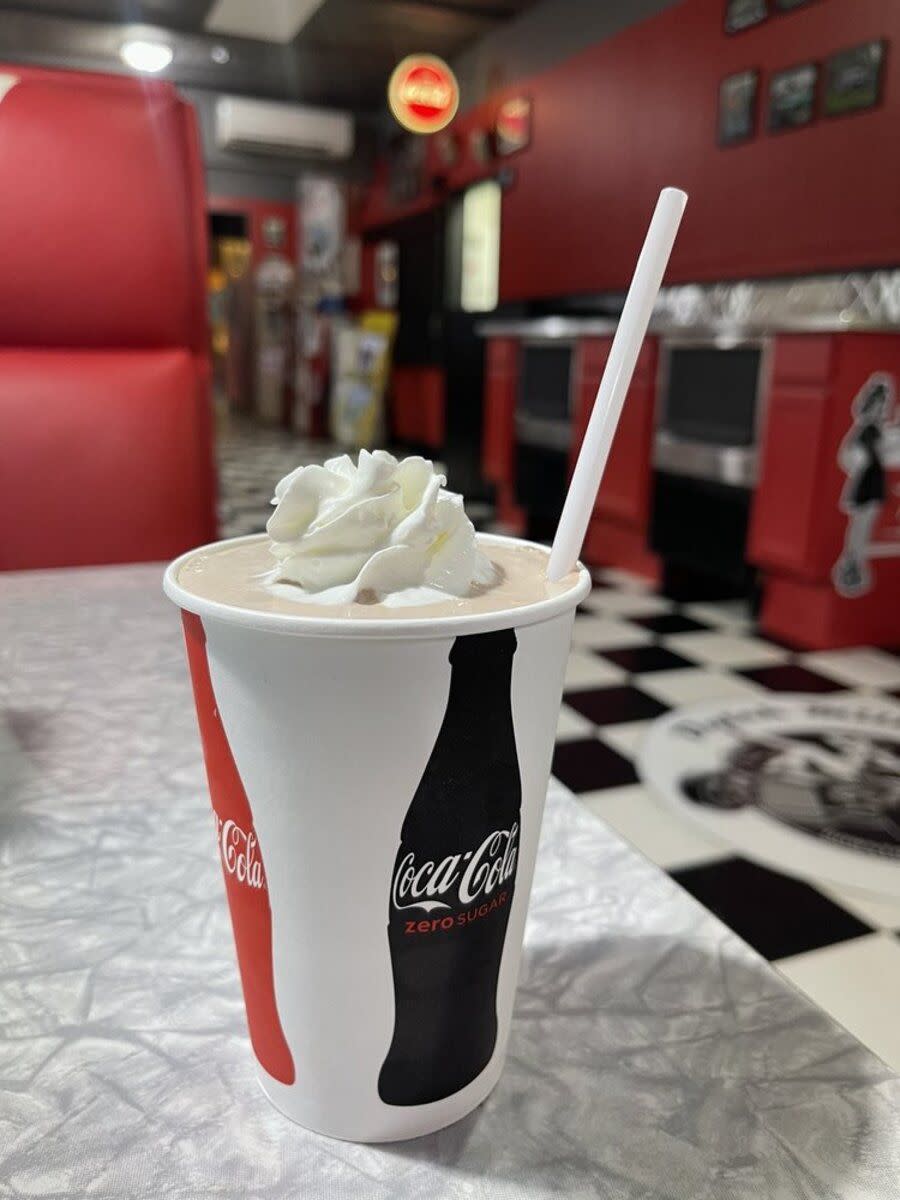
[546,187,688,581]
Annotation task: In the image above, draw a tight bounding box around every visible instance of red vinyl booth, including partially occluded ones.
[0,65,216,571]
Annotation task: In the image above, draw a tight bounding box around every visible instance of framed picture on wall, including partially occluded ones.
[724,0,768,35]
[718,69,759,145]
[433,130,460,171]
[387,136,426,205]
[469,127,493,165]
[767,63,818,131]
[824,41,887,117]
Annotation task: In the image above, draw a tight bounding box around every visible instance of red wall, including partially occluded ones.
[359,0,899,299]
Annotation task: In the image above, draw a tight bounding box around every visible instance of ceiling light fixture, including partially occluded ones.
[120,39,174,73]
[210,45,231,64]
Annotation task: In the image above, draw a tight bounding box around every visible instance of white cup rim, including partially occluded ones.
[163,532,591,640]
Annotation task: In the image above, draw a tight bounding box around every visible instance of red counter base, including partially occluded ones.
[581,514,662,585]
[760,564,900,651]
[494,483,526,536]
[391,366,446,450]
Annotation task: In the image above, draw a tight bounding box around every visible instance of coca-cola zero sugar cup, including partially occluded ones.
[164,532,590,1142]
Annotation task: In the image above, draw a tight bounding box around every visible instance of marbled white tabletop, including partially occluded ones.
[1,563,898,1199]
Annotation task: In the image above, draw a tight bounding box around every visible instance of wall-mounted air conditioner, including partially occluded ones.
[215,96,353,159]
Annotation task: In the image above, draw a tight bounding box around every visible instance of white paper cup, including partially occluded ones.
[164,534,590,1142]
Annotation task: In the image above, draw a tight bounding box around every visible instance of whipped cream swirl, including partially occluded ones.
[265,451,496,604]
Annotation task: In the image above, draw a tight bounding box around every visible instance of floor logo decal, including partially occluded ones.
[639,694,900,896]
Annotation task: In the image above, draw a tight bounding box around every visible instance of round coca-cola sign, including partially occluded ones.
[388,54,459,134]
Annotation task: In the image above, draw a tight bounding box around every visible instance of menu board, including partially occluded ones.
[725,0,767,34]
[768,63,818,131]
[718,70,759,145]
[824,41,886,116]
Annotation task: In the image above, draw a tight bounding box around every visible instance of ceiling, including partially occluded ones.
[0,0,539,112]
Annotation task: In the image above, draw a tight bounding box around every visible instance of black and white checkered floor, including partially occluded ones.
[217,419,497,540]
[217,420,348,539]
[218,422,900,1072]
[558,567,900,1071]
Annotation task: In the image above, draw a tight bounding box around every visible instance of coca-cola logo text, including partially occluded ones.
[398,77,453,110]
[391,824,518,914]
[216,816,266,890]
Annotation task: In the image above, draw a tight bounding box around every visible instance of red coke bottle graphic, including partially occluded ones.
[379,629,521,1105]
[181,612,295,1085]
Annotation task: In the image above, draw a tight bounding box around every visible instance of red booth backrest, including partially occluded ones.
[0,65,216,570]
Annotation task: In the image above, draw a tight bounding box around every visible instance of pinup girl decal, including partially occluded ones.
[832,373,900,598]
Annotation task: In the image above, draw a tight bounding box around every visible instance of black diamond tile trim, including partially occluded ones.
[740,664,847,693]
[671,857,872,961]
[598,645,697,674]
[630,613,713,636]
[563,685,669,727]
[552,738,638,794]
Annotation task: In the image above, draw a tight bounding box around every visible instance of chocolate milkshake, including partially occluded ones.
[163,450,591,1142]
[174,450,581,622]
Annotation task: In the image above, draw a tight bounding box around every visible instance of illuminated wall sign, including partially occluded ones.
[461,179,501,313]
[495,96,532,156]
[388,54,459,134]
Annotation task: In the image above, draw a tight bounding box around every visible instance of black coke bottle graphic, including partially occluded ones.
[379,628,522,1106]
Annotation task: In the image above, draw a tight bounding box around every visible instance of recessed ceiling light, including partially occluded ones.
[120,39,174,73]
[210,45,230,64]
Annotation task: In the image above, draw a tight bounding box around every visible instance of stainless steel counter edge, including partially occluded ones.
[477,269,900,339]
[477,315,900,339]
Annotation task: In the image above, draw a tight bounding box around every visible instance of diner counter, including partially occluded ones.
[477,269,900,341]
[1,562,899,1198]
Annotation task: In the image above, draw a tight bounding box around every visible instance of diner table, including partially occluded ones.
[1,561,899,1199]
